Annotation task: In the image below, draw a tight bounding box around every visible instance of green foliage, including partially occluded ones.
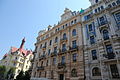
[23,71,31,80]
[0,65,6,80]
[16,71,24,80]
[15,70,30,80]
[6,67,15,79]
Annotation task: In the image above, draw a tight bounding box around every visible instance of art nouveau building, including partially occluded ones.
[82,0,120,80]
[0,38,33,79]
[31,8,84,80]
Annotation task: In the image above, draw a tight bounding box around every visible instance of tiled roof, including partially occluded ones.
[11,47,32,56]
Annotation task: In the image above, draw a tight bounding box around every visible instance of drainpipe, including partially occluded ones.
[81,23,86,80]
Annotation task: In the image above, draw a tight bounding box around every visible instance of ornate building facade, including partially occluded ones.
[31,8,84,80]
[0,38,33,79]
[31,0,120,80]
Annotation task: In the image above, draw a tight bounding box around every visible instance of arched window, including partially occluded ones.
[63,33,66,39]
[72,29,76,36]
[71,68,77,77]
[55,37,58,43]
[103,30,109,40]
[92,67,101,76]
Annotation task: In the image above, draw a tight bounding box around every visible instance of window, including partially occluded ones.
[108,4,112,8]
[74,19,77,23]
[53,58,56,65]
[103,30,109,40]
[48,49,51,55]
[71,69,77,77]
[110,64,120,79]
[90,36,95,44]
[55,29,57,32]
[114,12,120,23]
[95,0,98,3]
[39,72,41,77]
[63,25,64,29]
[55,37,58,43]
[71,21,73,25]
[101,6,104,10]
[41,61,43,66]
[116,0,120,4]
[63,33,67,39]
[46,60,48,66]
[112,2,116,6]
[114,12,120,28]
[72,29,76,36]
[40,44,42,48]
[17,70,20,74]
[106,45,113,54]
[106,44,115,59]
[92,67,101,76]
[62,44,66,52]
[61,56,65,64]
[58,28,60,31]
[91,50,97,60]
[54,47,57,54]
[15,57,17,60]
[49,40,52,45]
[72,40,77,48]
[95,9,97,13]
[72,53,77,62]
[99,16,106,25]
[98,7,100,12]
[44,42,47,47]
[65,24,67,26]
[45,71,46,77]
[88,24,93,31]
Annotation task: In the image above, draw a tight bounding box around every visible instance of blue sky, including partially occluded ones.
[0,0,90,59]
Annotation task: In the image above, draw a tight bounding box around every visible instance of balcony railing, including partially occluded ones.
[60,38,67,42]
[39,55,46,60]
[69,46,78,51]
[58,49,67,55]
[51,52,57,57]
[42,46,46,50]
[57,63,66,69]
[103,53,115,59]
[37,66,44,71]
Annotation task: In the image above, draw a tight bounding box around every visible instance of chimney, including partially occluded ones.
[20,37,25,49]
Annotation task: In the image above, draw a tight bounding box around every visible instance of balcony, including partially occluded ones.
[57,63,66,69]
[102,53,116,62]
[51,51,57,57]
[42,46,46,50]
[37,66,44,71]
[69,46,78,52]
[58,49,67,55]
[60,38,67,42]
[39,55,46,60]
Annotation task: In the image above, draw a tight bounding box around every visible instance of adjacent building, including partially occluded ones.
[31,0,120,80]
[82,0,120,80]
[0,38,33,79]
